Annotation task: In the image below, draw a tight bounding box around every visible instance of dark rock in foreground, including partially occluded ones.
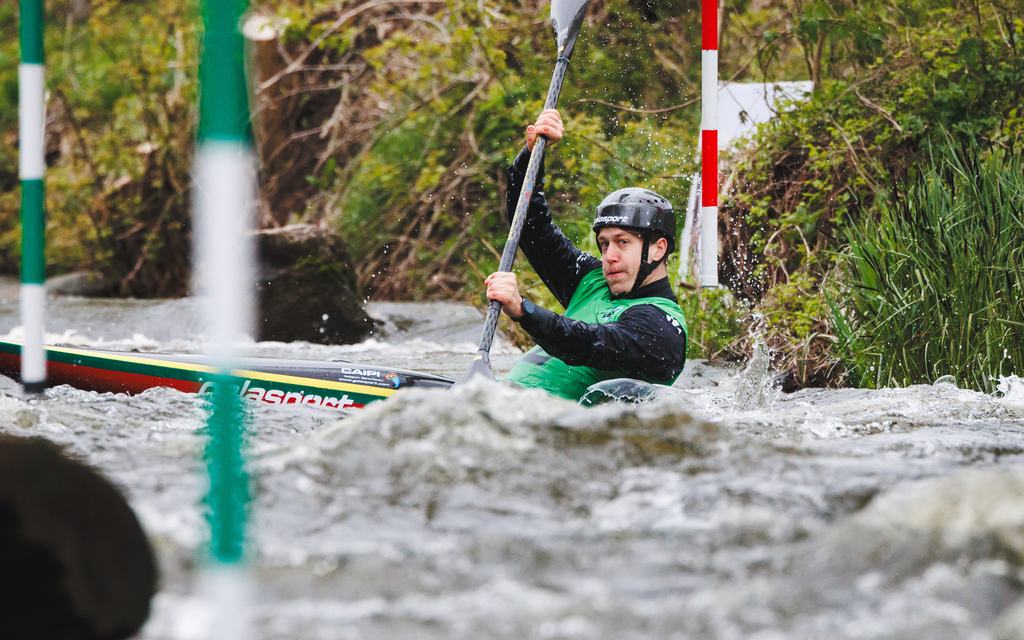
[256,223,373,345]
[0,436,157,639]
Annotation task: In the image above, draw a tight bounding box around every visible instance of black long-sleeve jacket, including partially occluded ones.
[505,147,686,382]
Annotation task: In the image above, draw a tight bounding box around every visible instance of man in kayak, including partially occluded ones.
[485,108,688,401]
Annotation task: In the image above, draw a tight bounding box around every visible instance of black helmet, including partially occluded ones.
[592,188,676,296]
[592,187,676,254]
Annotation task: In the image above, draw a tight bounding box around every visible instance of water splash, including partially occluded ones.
[995,375,1024,408]
[733,314,776,411]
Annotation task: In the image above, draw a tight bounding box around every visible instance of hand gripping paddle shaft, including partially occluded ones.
[459,0,589,383]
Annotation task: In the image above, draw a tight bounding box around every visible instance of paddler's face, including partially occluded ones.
[597,227,645,295]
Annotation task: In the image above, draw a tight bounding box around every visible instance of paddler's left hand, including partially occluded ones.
[485,272,524,320]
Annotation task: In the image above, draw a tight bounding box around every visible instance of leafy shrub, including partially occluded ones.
[719,1,1024,383]
[0,1,198,295]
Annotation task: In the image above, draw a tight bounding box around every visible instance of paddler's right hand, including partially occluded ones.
[526,109,564,151]
[484,271,525,320]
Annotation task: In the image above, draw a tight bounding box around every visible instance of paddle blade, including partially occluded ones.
[454,352,495,386]
[551,0,589,59]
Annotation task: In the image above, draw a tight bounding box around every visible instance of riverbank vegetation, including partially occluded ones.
[2,1,1023,389]
[834,136,1024,393]
[0,1,197,296]
[721,0,1024,389]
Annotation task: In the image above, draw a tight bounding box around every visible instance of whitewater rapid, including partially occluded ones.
[1,281,1022,639]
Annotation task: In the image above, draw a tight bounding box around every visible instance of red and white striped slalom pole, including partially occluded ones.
[700,0,719,288]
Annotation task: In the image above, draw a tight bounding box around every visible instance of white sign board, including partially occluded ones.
[717,81,813,149]
[680,80,814,284]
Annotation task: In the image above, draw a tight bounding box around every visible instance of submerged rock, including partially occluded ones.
[780,467,1024,634]
[46,270,118,297]
[812,467,1024,576]
[255,223,373,345]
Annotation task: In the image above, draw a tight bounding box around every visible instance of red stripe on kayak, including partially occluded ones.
[48,360,202,394]
[0,351,20,373]
[0,350,195,393]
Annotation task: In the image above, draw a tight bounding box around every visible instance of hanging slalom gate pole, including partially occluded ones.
[699,0,719,288]
[19,0,47,392]
[195,0,255,636]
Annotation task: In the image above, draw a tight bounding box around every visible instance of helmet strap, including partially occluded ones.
[619,233,665,297]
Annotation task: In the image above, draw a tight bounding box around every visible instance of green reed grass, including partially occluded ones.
[833,135,1024,392]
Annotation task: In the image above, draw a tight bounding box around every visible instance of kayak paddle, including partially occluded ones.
[458,0,590,384]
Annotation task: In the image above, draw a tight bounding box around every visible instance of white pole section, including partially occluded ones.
[19,0,47,392]
[699,0,719,288]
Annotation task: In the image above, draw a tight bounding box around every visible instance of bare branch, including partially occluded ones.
[258,0,447,92]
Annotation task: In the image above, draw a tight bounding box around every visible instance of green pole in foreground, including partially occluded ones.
[203,378,249,564]
[19,0,47,393]
[197,0,254,568]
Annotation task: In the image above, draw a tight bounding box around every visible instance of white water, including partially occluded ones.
[1,281,1023,639]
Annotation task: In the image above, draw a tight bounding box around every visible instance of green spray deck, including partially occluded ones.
[0,340,453,410]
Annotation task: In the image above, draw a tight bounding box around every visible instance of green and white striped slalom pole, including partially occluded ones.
[194,0,255,636]
[19,0,46,393]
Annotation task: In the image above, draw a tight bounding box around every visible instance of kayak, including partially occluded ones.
[0,340,453,411]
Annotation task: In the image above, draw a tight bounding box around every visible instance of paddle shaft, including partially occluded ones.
[474,57,570,360]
